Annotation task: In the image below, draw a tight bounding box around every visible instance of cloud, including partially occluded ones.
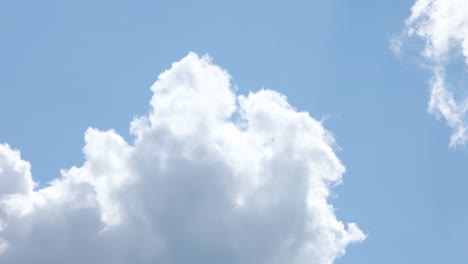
[402,0,468,146]
[0,144,35,196]
[0,53,364,264]
[389,36,403,57]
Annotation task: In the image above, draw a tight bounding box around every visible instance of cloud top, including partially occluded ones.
[0,53,364,264]
[0,144,35,196]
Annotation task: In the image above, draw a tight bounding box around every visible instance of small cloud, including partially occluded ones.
[389,35,403,57]
[399,0,468,146]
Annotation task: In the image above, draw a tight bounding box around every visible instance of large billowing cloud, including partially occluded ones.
[401,0,468,146]
[0,53,364,263]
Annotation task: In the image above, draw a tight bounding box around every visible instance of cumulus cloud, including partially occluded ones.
[0,53,364,264]
[401,0,468,146]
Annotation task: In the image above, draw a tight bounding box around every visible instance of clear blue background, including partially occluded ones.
[1,1,468,263]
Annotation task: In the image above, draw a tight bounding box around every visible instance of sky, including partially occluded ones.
[1,0,468,263]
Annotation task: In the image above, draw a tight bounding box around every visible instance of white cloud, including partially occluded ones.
[403,0,468,146]
[0,52,364,264]
[0,144,35,196]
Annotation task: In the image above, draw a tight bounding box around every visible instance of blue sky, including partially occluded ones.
[1,1,468,263]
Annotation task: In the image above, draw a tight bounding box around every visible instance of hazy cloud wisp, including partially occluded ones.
[402,0,468,146]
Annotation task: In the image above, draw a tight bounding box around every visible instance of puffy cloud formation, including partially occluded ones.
[403,0,468,146]
[0,53,364,264]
